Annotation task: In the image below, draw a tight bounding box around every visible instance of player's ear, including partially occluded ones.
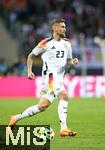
[52,24,57,32]
[52,25,55,31]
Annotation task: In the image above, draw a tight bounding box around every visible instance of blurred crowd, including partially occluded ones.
[0,56,27,76]
[0,0,105,76]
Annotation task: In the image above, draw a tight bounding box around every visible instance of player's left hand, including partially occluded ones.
[70,58,79,65]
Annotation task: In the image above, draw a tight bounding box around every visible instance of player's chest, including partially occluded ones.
[46,42,68,58]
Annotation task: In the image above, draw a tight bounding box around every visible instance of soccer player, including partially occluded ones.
[9,19,79,137]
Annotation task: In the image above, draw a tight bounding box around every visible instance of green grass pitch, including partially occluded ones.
[0,98,105,150]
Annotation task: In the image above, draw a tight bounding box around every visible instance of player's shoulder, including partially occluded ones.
[63,38,71,43]
[37,37,53,48]
[63,38,72,47]
[39,37,53,45]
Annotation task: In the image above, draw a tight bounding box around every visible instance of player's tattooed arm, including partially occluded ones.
[27,52,35,79]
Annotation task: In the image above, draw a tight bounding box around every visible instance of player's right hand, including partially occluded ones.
[28,72,35,80]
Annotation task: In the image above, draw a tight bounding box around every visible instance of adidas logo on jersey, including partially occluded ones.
[51,46,56,49]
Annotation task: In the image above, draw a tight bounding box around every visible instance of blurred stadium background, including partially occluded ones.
[0,0,105,150]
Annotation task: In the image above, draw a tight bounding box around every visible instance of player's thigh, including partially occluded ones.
[53,74,69,100]
[54,74,65,95]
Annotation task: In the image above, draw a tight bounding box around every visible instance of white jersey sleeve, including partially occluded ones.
[32,39,47,56]
[67,41,72,59]
[32,46,44,56]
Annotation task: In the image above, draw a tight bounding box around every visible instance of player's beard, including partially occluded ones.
[59,32,66,38]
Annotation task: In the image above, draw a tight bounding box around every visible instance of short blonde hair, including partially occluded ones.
[50,18,65,28]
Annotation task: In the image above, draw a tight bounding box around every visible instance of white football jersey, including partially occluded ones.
[32,38,72,73]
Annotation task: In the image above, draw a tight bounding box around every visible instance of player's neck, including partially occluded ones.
[53,33,61,41]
